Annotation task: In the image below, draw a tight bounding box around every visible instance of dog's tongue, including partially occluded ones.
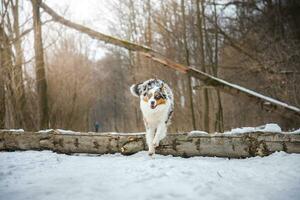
[151,105,156,109]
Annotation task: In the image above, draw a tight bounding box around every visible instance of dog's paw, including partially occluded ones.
[153,140,160,148]
[148,152,154,156]
[148,145,155,156]
[148,149,155,156]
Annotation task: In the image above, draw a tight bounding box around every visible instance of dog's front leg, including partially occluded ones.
[146,127,155,156]
[153,123,167,147]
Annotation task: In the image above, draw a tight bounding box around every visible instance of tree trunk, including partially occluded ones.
[196,0,210,132]
[0,26,21,128]
[212,0,224,132]
[11,0,33,130]
[0,130,299,158]
[0,28,6,129]
[181,0,196,130]
[145,0,152,47]
[31,0,49,129]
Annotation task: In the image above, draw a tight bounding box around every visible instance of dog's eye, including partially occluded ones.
[154,95,161,100]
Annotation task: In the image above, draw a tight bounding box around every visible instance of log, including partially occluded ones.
[1,130,299,158]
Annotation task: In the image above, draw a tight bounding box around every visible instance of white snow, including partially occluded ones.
[224,123,282,134]
[56,129,81,134]
[263,123,282,132]
[198,69,300,113]
[0,151,299,200]
[287,129,300,134]
[3,129,25,132]
[38,129,54,133]
[188,130,209,136]
[109,132,145,135]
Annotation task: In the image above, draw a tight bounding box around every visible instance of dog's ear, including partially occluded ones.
[160,82,164,90]
[130,83,142,97]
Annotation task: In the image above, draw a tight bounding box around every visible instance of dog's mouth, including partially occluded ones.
[150,104,157,109]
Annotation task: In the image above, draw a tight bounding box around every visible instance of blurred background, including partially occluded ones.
[0,0,299,133]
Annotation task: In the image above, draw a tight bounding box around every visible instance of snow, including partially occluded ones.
[0,151,299,200]
[224,123,282,134]
[56,129,81,134]
[188,130,209,136]
[109,132,145,135]
[288,129,300,134]
[263,123,282,132]
[2,129,24,132]
[38,129,54,133]
[199,69,300,113]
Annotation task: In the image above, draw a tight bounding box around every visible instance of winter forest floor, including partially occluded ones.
[0,151,300,200]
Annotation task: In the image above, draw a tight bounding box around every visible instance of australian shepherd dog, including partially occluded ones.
[130,79,174,156]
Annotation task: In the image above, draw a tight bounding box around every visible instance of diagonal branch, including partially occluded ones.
[40,2,155,54]
[39,1,300,117]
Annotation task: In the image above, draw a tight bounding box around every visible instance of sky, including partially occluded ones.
[44,0,115,33]
[43,0,117,59]
[19,0,118,64]
[19,0,234,62]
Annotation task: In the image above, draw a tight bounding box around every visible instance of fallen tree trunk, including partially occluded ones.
[1,130,299,158]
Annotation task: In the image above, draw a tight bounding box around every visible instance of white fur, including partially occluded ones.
[130,80,174,156]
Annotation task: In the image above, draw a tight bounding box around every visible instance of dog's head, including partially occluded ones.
[130,79,167,109]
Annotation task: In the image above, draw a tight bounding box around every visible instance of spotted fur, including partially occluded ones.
[130,79,174,155]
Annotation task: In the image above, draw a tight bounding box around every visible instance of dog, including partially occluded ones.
[130,79,174,156]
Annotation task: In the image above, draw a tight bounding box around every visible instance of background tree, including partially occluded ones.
[31,0,49,129]
[0,0,299,132]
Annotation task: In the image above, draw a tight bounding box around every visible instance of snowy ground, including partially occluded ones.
[0,151,300,200]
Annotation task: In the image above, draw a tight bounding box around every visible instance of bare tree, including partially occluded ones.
[31,0,49,129]
[212,0,224,132]
[196,0,210,132]
[0,26,6,128]
[181,0,196,130]
[11,0,34,129]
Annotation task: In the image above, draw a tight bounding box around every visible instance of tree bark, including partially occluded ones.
[196,0,210,132]
[11,0,33,130]
[144,0,152,47]
[181,0,196,130]
[0,28,6,129]
[31,0,49,129]
[0,26,21,128]
[212,0,224,132]
[0,64,5,129]
[0,130,299,158]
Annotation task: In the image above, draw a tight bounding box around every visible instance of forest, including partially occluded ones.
[1,0,300,133]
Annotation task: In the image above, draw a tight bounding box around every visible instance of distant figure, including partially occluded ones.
[94,121,100,132]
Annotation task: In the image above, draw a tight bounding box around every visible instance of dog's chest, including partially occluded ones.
[140,101,169,124]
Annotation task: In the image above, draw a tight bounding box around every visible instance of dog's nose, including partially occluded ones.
[150,101,155,105]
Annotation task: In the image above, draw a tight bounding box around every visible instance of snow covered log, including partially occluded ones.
[0,130,299,158]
